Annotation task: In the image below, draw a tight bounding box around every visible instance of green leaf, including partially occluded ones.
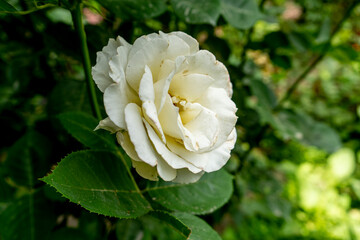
[0,0,56,14]
[100,0,167,20]
[264,31,290,50]
[0,191,56,240]
[351,179,360,200]
[273,110,342,153]
[147,169,233,214]
[329,44,359,63]
[48,79,92,115]
[0,166,14,202]
[50,228,87,240]
[248,79,277,125]
[78,212,104,240]
[249,79,277,109]
[58,111,117,150]
[287,31,311,52]
[172,212,222,240]
[5,131,51,188]
[328,148,355,180]
[270,54,292,69]
[149,211,191,238]
[220,0,261,29]
[315,17,331,44]
[42,150,151,218]
[116,219,143,240]
[0,0,17,12]
[171,0,221,26]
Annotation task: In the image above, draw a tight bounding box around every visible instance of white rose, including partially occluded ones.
[93,31,237,183]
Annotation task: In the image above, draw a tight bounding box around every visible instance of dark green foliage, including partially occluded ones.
[0,191,56,240]
[42,150,152,218]
[147,169,233,214]
[5,131,52,188]
[171,0,221,26]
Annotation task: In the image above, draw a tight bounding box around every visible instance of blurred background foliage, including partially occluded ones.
[0,0,360,239]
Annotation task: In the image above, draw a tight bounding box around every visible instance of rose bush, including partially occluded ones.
[93,31,237,183]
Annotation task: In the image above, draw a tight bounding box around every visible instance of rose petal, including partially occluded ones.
[116,131,141,162]
[115,36,131,49]
[139,65,155,102]
[92,52,113,92]
[132,160,158,181]
[169,31,199,54]
[197,87,237,149]
[160,31,190,60]
[167,129,237,172]
[158,94,185,139]
[183,104,219,151]
[92,37,130,92]
[144,120,203,173]
[109,46,128,84]
[154,56,186,112]
[95,117,120,133]
[124,103,158,167]
[156,157,177,181]
[118,117,176,181]
[126,36,168,91]
[179,50,232,96]
[172,169,204,184]
[139,65,166,142]
[104,83,128,129]
[169,73,215,102]
[158,94,206,153]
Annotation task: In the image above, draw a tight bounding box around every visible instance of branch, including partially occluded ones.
[278,0,359,106]
[71,2,102,121]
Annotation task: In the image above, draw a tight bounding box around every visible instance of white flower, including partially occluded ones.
[93,31,237,183]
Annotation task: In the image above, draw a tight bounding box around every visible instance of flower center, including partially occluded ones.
[170,95,202,125]
[171,96,190,111]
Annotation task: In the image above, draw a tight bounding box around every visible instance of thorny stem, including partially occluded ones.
[71,2,102,121]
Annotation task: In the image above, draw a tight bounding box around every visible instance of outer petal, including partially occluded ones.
[172,169,204,184]
[144,120,203,173]
[169,31,199,54]
[139,65,166,142]
[160,31,190,60]
[197,87,237,149]
[92,37,130,92]
[178,50,232,97]
[95,117,120,133]
[109,46,128,84]
[104,83,128,129]
[167,129,237,172]
[132,160,158,181]
[156,157,177,181]
[124,103,158,167]
[116,131,141,162]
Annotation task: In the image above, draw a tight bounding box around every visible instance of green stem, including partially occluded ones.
[71,2,102,121]
[278,0,358,106]
[115,149,142,193]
